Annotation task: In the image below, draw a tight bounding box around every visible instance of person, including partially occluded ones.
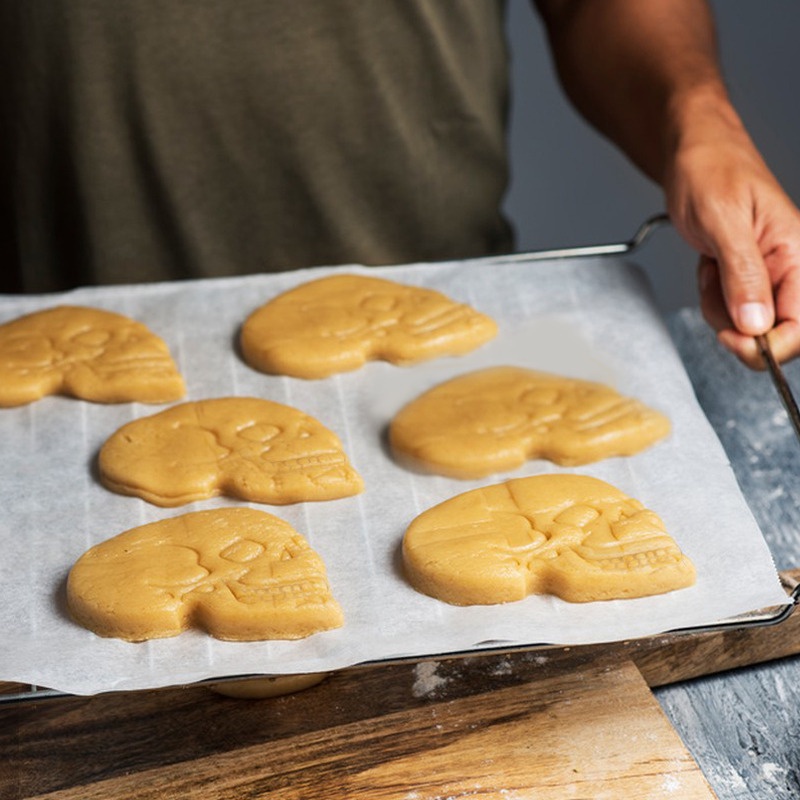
[1,0,799,369]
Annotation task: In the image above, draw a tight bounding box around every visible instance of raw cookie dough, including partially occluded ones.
[67,507,345,642]
[240,273,497,379]
[210,673,330,699]
[99,397,363,506]
[402,474,696,605]
[389,366,670,478]
[0,305,185,407]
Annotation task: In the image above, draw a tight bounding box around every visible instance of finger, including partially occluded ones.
[767,318,800,363]
[697,256,732,332]
[716,328,765,369]
[770,249,800,360]
[713,266,800,367]
[716,316,800,369]
[697,256,764,367]
[714,232,775,336]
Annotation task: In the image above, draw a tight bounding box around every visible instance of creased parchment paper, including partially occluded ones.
[0,257,788,695]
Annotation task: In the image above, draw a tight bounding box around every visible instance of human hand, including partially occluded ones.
[532,0,800,368]
[664,105,800,368]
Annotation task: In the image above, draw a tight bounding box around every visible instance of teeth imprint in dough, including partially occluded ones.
[67,507,344,642]
[402,474,696,606]
[98,397,364,507]
[0,305,185,407]
[389,366,671,478]
[240,273,498,379]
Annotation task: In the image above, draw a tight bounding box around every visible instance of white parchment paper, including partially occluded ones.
[0,257,788,695]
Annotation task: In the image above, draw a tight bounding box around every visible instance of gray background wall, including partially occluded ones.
[503,0,800,314]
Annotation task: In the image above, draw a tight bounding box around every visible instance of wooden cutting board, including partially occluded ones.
[3,660,714,800]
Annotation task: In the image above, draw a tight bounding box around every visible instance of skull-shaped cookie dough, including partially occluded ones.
[99,397,364,506]
[402,474,695,605]
[67,507,344,641]
[240,273,497,379]
[389,366,670,478]
[0,305,185,407]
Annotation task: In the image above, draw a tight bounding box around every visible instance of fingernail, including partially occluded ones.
[738,302,770,333]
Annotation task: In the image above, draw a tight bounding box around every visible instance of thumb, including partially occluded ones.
[714,235,775,336]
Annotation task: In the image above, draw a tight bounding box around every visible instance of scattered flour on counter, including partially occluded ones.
[767,485,786,502]
[772,410,789,427]
[774,672,790,705]
[412,661,449,697]
[490,657,513,676]
[762,761,789,784]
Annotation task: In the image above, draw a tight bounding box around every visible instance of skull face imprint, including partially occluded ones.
[240,274,497,379]
[402,474,695,605]
[0,305,185,407]
[67,507,344,641]
[389,366,671,478]
[98,397,364,506]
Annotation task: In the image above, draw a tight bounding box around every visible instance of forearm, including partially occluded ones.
[532,0,742,184]
[534,0,800,367]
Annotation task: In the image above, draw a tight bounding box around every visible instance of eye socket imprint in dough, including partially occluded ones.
[239,273,498,379]
[98,397,364,507]
[402,474,696,606]
[67,507,344,642]
[0,305,185,407]
[389,366,671,479]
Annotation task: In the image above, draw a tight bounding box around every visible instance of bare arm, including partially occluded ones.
[534,0,800,366]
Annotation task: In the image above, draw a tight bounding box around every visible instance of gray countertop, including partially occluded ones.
[663,308,800,799]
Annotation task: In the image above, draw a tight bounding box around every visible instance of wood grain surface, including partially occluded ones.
[3,656,720,800]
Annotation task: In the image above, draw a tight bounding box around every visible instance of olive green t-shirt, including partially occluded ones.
[0,0,513,292]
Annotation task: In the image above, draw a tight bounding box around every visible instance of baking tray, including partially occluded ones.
[0,217,791,702]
